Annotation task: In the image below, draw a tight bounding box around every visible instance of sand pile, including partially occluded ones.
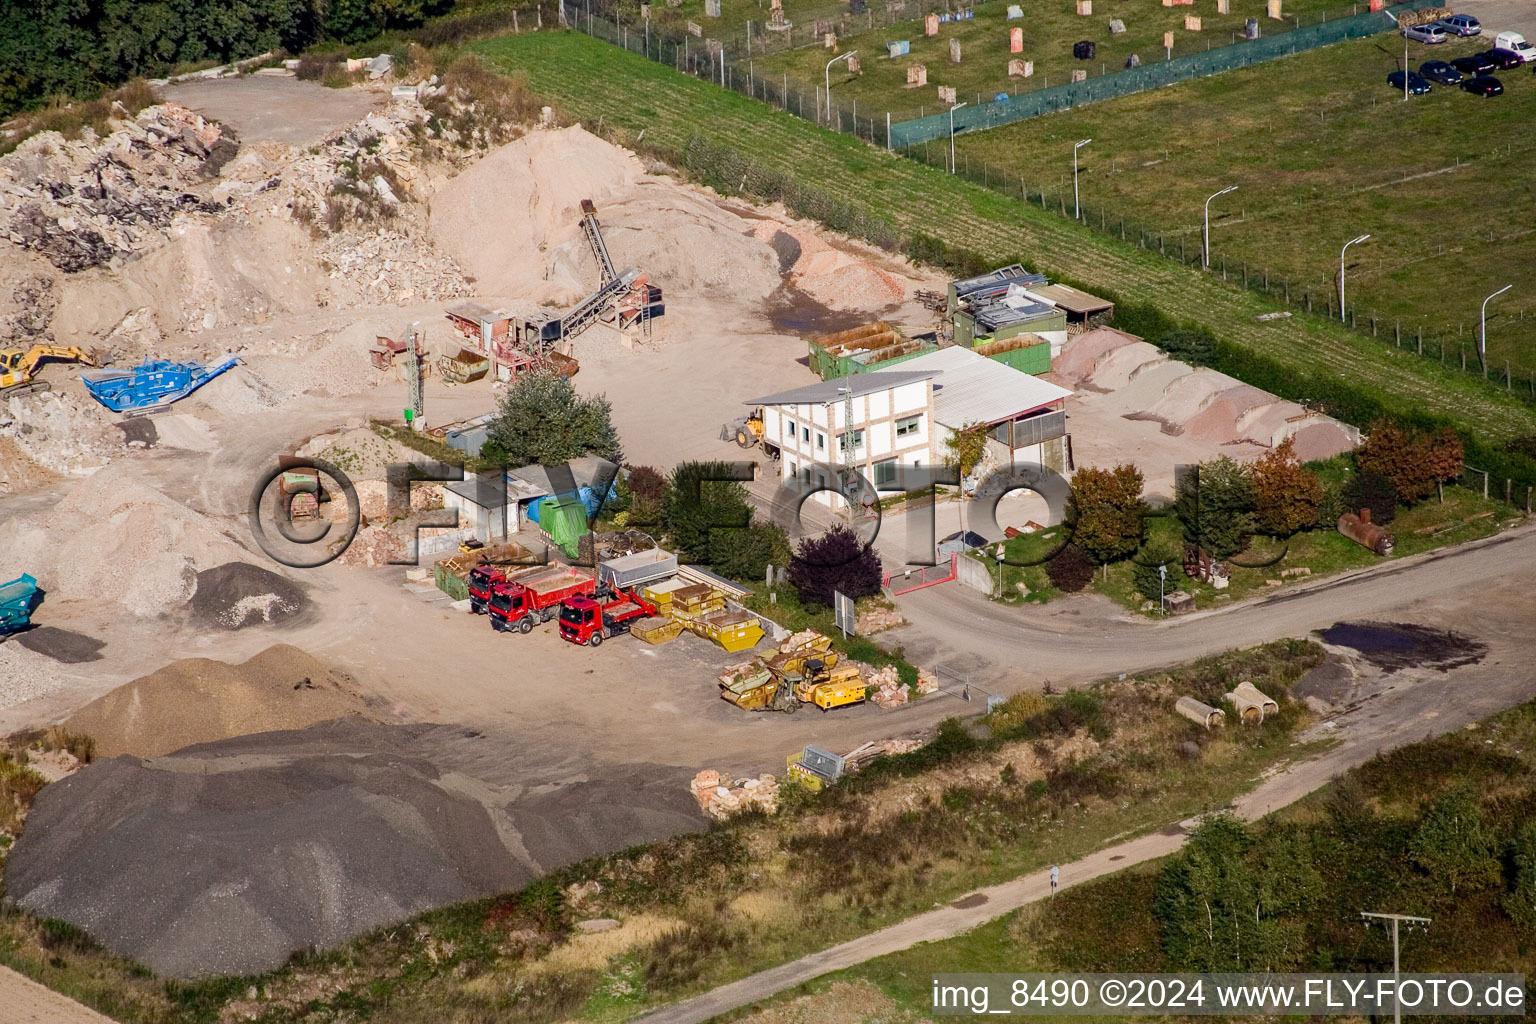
[1180,384,1274,443]
[1051,327,1142,385]
[7,719,703,977]
[429,125,644,300]
[588,186,782,301]
[63,644,367,758]
[1082,340,1167,392]
[1285,420,1357,461]
[749,221,905,310]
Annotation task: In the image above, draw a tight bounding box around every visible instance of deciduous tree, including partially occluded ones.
[787,525,883,608]
[1341,470,1397,525]
[1174,457,1256,559]
[1045,543,1095,593]
[1357,420,1464,505]
[662,461,753,563]
[1250,438,1322,536]
[943,421,989,478]
[1067,464,1148,572]
[1410,784,1501,896]
[484,371,622,469]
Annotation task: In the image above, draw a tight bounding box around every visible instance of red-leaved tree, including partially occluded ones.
[787,525,884,608]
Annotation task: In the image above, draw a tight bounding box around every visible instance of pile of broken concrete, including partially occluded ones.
[0,104,236,271]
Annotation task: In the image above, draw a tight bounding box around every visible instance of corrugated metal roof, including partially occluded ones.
[902,347,1072,428]
[952,264,1046,299]
[447,474,511,509]
[746,370,935,407]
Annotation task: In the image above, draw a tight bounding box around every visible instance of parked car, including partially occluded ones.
[1451,53,1497,76]
[1402,22,1448,44]
[1387,70,1432,94]
[1419,60,1464,84]
[1484,48,1526,71]
[1461,75,1504,96]
[1494,31,1536,62]
[1436,14,1481,37]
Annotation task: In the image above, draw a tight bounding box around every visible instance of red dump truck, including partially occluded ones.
[468,562,555,614]
[558,587,659,647]
[488,568,597,634]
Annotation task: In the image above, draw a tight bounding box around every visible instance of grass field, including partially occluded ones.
[751,0,1349,121]
[951,31,1536,379]
[831,698,1536,1020]
[473,31,1536,455]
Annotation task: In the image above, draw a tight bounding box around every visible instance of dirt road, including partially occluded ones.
[631,574,1536,1024]
[0,966,117,1024]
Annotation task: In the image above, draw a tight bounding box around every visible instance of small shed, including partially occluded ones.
[1029,283,1115,324]
[444,474,511,544]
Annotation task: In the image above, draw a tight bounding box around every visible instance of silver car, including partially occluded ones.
[1402,22,1448,44]
[1436,14,1481,37]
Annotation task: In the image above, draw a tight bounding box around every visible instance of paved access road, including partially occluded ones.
[0,966,118,1024]
[631,527,1536,1024]
[887,523,1536,693]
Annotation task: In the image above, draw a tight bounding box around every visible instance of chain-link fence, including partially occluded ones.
[560,0,1434,152]
[896,132,1536,405]
[887,0,1438,145]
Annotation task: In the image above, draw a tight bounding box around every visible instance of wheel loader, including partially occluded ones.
[0,344,99,397]
[719,407,780,458]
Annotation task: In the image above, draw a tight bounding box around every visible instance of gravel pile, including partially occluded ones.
[13,626,104,664]
[188,562,309,631]
[0,642,73,710]
[7,719,703,977]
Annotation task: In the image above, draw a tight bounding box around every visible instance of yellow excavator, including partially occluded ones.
[0,344,99,397]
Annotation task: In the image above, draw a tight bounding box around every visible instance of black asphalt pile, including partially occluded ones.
[188,561,309,630]
[1316,621,1489,673]
[13,626,104,663]
[6,720,703,978]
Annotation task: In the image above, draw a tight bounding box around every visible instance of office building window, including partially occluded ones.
[896,415,921,438]
[874,459,897,485]
[816,432,825,450]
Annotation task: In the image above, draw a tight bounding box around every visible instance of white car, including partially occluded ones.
[1494,31,1536,62]
[1402,22,1448,44]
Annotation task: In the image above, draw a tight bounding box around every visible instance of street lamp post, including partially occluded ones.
[1203,185,1238,270]
[1479,284,1513,378]
[824,51,857,125]
[948,101,967,173]
[1338,234,1371,323]
[1073,138,1092,221]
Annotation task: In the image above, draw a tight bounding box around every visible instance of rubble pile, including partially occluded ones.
[866,665,909,708]
[0,390,116,477]
[915,670,939,696]
[689,768,781,820]
[1,274,57,345]
[854,605,905,634]
[319,228,472,304]
[0,105,234,272]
